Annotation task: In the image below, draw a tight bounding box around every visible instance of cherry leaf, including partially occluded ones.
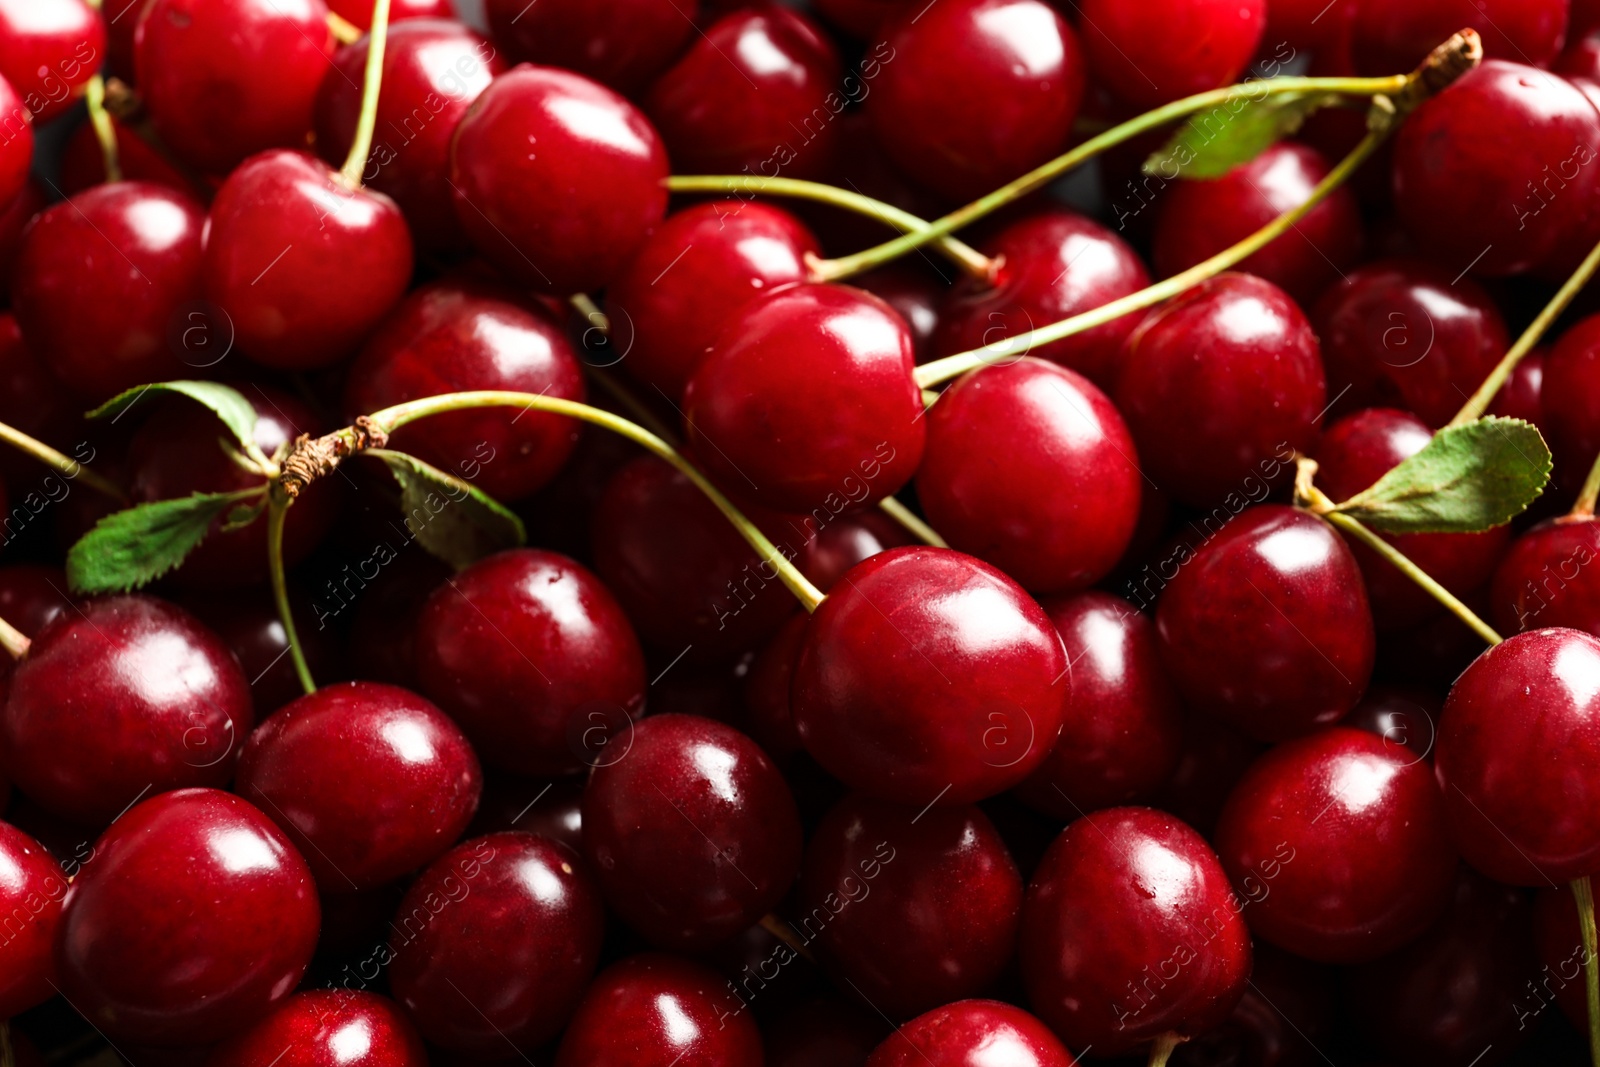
[1143,90,1341,181]
[87,381,267,469]
[368,449,526,569]
[66,492,245,594]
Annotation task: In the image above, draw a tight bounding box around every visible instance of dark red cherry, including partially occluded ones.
[1152,713,1267,838]
[605,200,820,401]
[683,283,925,515]
[206,990,427,1067]
[388,833,605,1055]
[414,548,646,776]
[1015,592,1184,818]
[1170,944,1335,1067]
[1436,627,1600,884]
[1491,347,1546,428]
[1532,884,1593,1029]
[59,113,199,197]
[1020,806,1252,1055]
[0,564,76,641]
[1077,0,1264,108]
[865,1001,1075,1067]
[793,505,916,593]
[554,952,763,1067]
[56,789,319,1046]
[1559,28,1600,82]
[326,0,450,28]
[0,181,42,302]
[12,181,203,402]
[812,0,913,40]
[484,0,693,96]
[2,596,253,827]
[0,0,104,123]
[0,820,66,1018]
[792,546,1071,806]
[742,611,809,761]
[868,0,1084,201]
[1156,505,1376,742]
[134,0,335,173]
[181,587,342,718]
[1544,314,1600,494]
[1114,273,1326,509]
[1342,684,1441,760]
[916,357,1142,593]
[930,208,1151,388]
[799,793,1022,1019]
[1491,516,1600,639]
[0,73,30,207]
[469,774,584,852]
[343,279,584,501]
[854,263,943,362]
[1393,61,1600,278]
[450,64,669,294]
[583,713,801,950]
[1349,0,1568,74]
[765,994,888,1067]
[314,18,505,253]
[0,313,76,487]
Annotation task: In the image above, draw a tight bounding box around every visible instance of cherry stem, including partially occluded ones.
[267,490,317,696]
[0,1021,13,1067]
[1576,875,1600,1067]
[1575,449,1600,519]
[84,74,121,183]
[0,613,29,660]
[0,419,127,503]
[879,496,947,547]
[758,913,817,964]
[1147,1032,1185,1067]
[338,0,393,189]
[663,175,994,280]
[327,10,361,45]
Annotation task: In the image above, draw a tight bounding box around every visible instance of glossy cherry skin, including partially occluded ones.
[1015,592,1184,818]
[1349,0,1568,74]
[1156,506,1376,742]
[484,0,693,95]
[605,200,820,401]
[916,358,1142,594]
[865,1001,1076,1067]
[343,279,584,501]
[583,714,801,950]
[868,0,1084,202]
[794,506,916,593]
[684,283,925,515]
[799,794,1021,1019]
[1114,273,1326,509]
[470,775,583,853]
[2,596,253,827]
[450,64,669,294]
[135,0,335,174]
[1020,806,1252,1056]
[1491,516,1600,639]
[414,548,646,776]
[206,990,428,1067]
[56,789,319,1045]
[0,73,30,208]
[1543,313,1600,494]
[314,18,505,253]
[554,953,763,1067]
[326,0,450,28]
[793,546,1071,807]
[1077,0,1264,109]
[1492,347,1546,428]
[1436,627,1600,884]
[0,820,66,1018]
[0,0,102,123]
[12,181,203,402]
[0,564,76,641]
[1343,684,1441,761]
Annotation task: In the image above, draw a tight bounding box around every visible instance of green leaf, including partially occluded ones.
[66,492,244,594]
[1143,90,1341,181]
[222,500,267,532]
[369,449,525,569]
[88,381,266,468]
[1330,417,1552,534]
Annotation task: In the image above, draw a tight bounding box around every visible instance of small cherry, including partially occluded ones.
[1543,313,1600,495]
[0,73,30,208]
[0,182,42,304]
[854,263,944,363]
[483,0,694,96]
[0,0,104,123]
[1150,714,1266,838]
[1077,0,1265,109]
[0,819,67,1018]
[0,564,76,641]
[1342,684,1442,760]
[469,774,583,853]
[181,586,343,717]
[0,313,77,488]
[1491,347,1546,429]
[1491,515,1600,640]
[1348,0,1568,74]
[793,505,916,593]
[206,990,428,1067]
[742,611,809,762]
[865,1001,1077,1067]
[1532,884,1593,1029]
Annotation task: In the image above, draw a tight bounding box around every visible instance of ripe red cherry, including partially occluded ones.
[483,0,693,95]
[812,0,912,39]
[1491,347,1546,428]
[1156,505,1376,742]
[742,612,809,762]
[554,953,764,1067]
[0,182,42,304]
[1014,592,1184,818]
[0,74,30,208]
[1348,0,1568,74]
[868,0,1084,201]
[343,279,584,501]
[583,714,802,950]
[325,0,450,28]
[59,113,199,196]
[916,357,1142,593]
[0,0,105,123]
[0,820,66,1018]
[314,18,505,252]
[471,775,584,853]
[792,546,1071,806]
[856,263,943,362]
[182,587,341,718]
[1020,806,1252,1056]
[1437,627,1600,884]
[1169,944,1335,1067]
[1077,0,1264,109]
[56,789,319,1046]
[135,0,335,173]
[206,990,428,1067]
[1491,516,1600,638]
[605,201,820,401]
[12,181,203,402]
[450,65,669,294]
[865,1001,1076,1067]
[1113,273,1326,509]
[0,565,75,642]
[1543,314,1600,493]
[1342,684,1441,760]
[1532,884,1593,1028]
[795,506,916,593]
[413,548,646,776]
[2,596,253,827]
[683,283,925,515]
[799,793,1022,1018]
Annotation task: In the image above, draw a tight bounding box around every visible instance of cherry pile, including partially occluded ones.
[0,1,1597,1066]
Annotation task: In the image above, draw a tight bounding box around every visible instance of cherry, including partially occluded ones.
[854,264,943,363]
[764,994,887,1067]
[798,792,1021,1018]
[582,713,801,950]
[0,182,42,303]
[413,548,646,776]
[483,0,693,96]
[1077,0,1265,109]
[742,611,809,761]
[864,1000,1076,1067]
[0,313,77,488]
[1543,313,1600,494]
[206,990,428,1067]
[59,114,199,196]
[0,73,30,209]
[314,18,506,253]
[56,788,320,1046]
[1436,626,1600,885]
[812,0,914,40]
[450,64,669,294]
[12,181,204,402]
[135,0,335,174]
[343,279,584,501]
[469,775,584,853]
[683,283,925,515]
[1342,684,1441,760]
[915,357,1143,593]
[867,0,1084,202]
[1491,515,1600,639]
[1348,0,1568,74]
[0,819,66,1018]
[0,0,104,123]
[388,832,605,1055]
[1113,273,1326,509]
[2,595,253,827]
[1014,592,1185,818]
[1155,505,1376,742]
[1532,884,1593,1029]
[643,6,841,180]
[326,0,450,29]
[604,200,820,402]
[1263,0,1351,51]
[1491,347,1546,429]
[554,952,764,1067]
[0,564,76,641]
[182,586,342,717]
[1169,944,1335,1067]
[1020,806,1252,1056]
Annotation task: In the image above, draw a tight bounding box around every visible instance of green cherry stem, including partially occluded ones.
[879,497,948,548]
[1574,449,1600,519]
[1575,875,1600,1067]
[338,0,394,189]
[84,74,121,183]
[327,9,362,44]
[0,612,29,660]
[0,419,128,503]
[267,488,317,696]
[1147,1032,1185,1067]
